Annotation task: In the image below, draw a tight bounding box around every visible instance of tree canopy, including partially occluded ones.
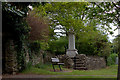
[32,2,111,57]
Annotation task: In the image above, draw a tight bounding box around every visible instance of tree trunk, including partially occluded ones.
[117,53,120,80]
[117,34,120,80]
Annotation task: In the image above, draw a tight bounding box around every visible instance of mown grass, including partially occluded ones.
[22,63,118,77]
[56,76,116,78]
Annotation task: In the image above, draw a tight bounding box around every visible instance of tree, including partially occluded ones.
[112,37,119,54]
[26,10,49,41]
[34,2,89,34]
[26,10,50,54]
[47,37,68,55]
[33,2,112,58]
[75,25,111,57]
[87,2,120,80]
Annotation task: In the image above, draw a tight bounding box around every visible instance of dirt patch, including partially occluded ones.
[49,69,72,72]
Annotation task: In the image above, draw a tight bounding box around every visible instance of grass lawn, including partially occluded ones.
[22,63,118,78]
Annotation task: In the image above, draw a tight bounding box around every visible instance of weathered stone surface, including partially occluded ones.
[58,55,74,68]
[116,57,118,64]
[43,51,55,63]
[31,51,55,65]
[68,33,75,49]
[31,53,43,65]
[73,54,87,70]
[24,46,29,64]
[5,40,18,74]
[66,31,78,57]
[58,54,106,70]
[86,56,106,70]
[66,49,78,58]
[76,54,87,60]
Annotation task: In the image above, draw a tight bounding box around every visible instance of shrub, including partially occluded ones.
[25,62,33,70]
[34,63,51,69]
[29,40,41,54]
[107,53,118,66]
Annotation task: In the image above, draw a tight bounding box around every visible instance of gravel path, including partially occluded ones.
[2,74,117,78]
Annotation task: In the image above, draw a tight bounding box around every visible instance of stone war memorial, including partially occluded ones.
[63,29,106,70]
[66,30,78,57]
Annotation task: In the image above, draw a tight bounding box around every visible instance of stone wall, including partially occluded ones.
[30,51,54,65]
[4,40,18,74]
[3,41,53,74]
[60,55,74,68]
[31,53,43,65]
[73,54,87,70]
[86,56,106,70]
[76,54,106,70]
[58,54,106,70]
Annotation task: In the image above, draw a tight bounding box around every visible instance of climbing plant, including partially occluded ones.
[2,2,40,72]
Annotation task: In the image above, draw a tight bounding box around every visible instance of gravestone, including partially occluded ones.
[116,57,118,64]
[66,31,78,57]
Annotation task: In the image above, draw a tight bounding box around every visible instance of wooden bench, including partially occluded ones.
[51,58,64,72]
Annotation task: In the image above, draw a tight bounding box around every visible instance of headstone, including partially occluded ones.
[116,57,118,64]
[66,31,78,57]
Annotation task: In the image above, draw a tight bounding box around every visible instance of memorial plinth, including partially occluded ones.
[66,31,78,57]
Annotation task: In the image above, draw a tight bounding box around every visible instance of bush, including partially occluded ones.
[25,62,33,70]
[29,40,41,54]
[34,63,51,69]
[107,53,118,66]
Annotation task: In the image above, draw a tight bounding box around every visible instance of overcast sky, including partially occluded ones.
[54,25,118,42]
[107,24,118,42]
[108,29,118,42]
